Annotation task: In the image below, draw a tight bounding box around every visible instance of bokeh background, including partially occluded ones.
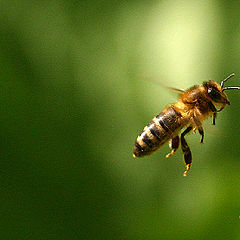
[1,1,240,239]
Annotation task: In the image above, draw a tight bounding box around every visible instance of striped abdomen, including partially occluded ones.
[133,105,183,157]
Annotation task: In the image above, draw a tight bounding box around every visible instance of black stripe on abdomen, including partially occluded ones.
[133,105,182,157]
[142,133,156,148]
[149,125,161,141]
[156,106,182,134]
[133,122,167,157]
[159,118,169,132]
[135,141,143,152]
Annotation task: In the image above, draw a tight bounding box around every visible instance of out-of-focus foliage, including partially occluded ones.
[0,1,240,239]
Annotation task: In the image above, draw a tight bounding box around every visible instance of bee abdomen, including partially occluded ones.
[133,106,182,157]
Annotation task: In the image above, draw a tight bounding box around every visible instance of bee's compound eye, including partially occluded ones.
[208,87,221,101]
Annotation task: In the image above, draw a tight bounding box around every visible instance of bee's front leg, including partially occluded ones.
[208,101,217,125]
[193,114,204,144]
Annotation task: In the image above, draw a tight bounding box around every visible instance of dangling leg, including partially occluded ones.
[166,136,179,158]
[193,113,204,143]
[208,101,217,125]
[181,127,192,176]
[198,128,204,144]
[212,112,217,125]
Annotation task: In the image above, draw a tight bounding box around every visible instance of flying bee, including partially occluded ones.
[133,73,240,176]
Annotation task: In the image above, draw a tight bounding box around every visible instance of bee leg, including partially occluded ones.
[212,112,217,125]
[181,127,192,176]
[166,136,179,158]
[198,128,204,144]
[193,114,204,143]
[208,101,217,125]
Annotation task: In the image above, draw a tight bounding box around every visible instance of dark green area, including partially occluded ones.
[0,1,240,239]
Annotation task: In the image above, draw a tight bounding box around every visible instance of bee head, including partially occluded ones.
[203,73,240,111]
[203,80,231,105]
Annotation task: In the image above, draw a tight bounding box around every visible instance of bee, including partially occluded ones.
[133,73,240,176]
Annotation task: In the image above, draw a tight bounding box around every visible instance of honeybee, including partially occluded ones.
[133,73,240,176]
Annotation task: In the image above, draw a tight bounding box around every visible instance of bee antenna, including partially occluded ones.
[220,73,235,88]
[222,86,240,91]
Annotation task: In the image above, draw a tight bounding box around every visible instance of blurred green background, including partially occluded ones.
[1,0,240,239]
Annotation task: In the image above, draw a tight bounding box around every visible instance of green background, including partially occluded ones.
[1,1,240,239]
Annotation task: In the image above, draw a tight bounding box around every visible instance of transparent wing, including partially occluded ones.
[140,75,185,97]
[169,87,185,95]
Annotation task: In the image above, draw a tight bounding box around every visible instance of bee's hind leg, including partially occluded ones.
[180,127,193,176]
[166,135,179,158]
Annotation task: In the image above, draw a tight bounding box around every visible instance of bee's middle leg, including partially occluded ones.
[166,135,179,158]
[181,127,192,176]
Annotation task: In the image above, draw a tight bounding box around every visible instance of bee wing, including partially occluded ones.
[169,87,185,96]
[141,76,185,96]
